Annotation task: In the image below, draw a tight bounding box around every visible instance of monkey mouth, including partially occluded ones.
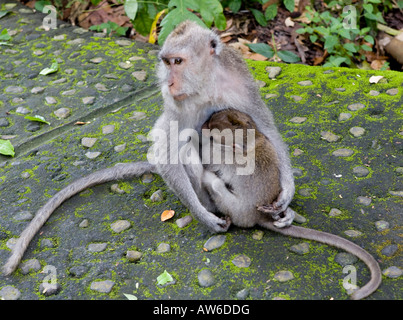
[173,93,188,101]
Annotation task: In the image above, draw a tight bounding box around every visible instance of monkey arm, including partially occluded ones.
[157,163,230,233]
[252,111,295,226]
[202,171,225,198]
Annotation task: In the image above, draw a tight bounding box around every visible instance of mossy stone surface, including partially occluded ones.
[0,2,401,300]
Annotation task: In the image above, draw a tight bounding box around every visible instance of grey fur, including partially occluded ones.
[154,20,295,231]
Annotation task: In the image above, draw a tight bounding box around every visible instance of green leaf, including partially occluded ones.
[24,115,51,125]
[364,11,385,23]
[343,42,358,53]
[132,4,154,36]
[319,10,332,22]
[360,27,370,35]
[0,10,10,19]
[115,26,128,37]
[228,0,242,13]
[157,270,174,285]
[198,0,224,28]
[324,56,347,67]
[250,8,267,26]
[364,35,374,45]
[315,26,329,36]
[265,4,278,21]
[168,0,199,10]
[0,139,15,157]
[123,293,138,300]
[283,0,295,12]
[295,27,306,34]
[375,11,386,24]
[363,4,373,13]
[39,60,58,75]
[35,1,52,13]
[324,35,338,52]
[213,12,226,30]
[327,1,339,8]
[124,0,138,20]
[277,50,300,63]
[338,28,352,40]
[305,26,313,33]
[309,34,318,43]
[247,43,274,58]
[158,6,205,45]
[0,28,11,41]
[361,44,372,51]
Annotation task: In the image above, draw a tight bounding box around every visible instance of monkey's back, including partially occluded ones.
[254,135,282,206]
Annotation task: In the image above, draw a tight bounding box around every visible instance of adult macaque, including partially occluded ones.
[153,20,295,229]
[3,21,295,275]
[199,109,381,300]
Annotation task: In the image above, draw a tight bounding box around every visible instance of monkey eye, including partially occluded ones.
[161,57,170,66]
[174,58,183,65]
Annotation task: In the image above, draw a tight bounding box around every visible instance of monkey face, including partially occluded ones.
[158,21,223,102]
[203,110,257,155]
[159,55,189,100]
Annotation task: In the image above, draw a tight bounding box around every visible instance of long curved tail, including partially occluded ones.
[3,161,156,276]
[259,219,382,300]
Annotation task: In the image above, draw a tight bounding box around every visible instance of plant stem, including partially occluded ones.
[377,23,401,36]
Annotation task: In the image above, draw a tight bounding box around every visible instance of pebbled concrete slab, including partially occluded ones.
[0,1,402,300]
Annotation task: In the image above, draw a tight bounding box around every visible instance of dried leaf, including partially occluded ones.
[370,60,386,70]
[246,52,268,61]
[161,209,175,221]
[149,9,167,44]
[220,35,232,43]
[285,17,295,27]
[369,75,384,83]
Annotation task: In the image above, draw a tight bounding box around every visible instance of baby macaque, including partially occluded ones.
[200,109,381,300]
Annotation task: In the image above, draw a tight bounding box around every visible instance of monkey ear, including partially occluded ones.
[209,34,223,56]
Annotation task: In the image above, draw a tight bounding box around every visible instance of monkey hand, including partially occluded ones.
[272,184,295,215]
[257,206,295,228]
